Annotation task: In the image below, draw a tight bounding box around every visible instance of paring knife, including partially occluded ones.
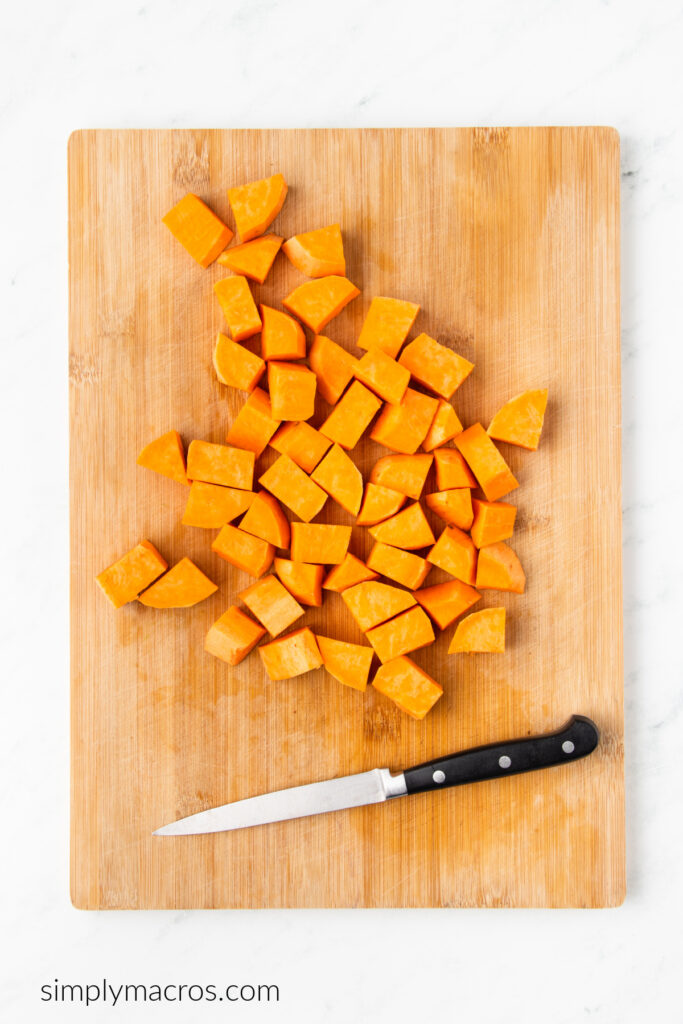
[153,715,599,837]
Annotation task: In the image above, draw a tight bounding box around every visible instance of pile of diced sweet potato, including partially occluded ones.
[96,175,548,720]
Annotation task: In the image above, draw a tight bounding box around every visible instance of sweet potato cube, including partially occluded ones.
[162,192,233,267]
[96,540,167,609]
[213,276,262,341]
[182,481,255,529]
[370,388,439,454]
[357,297,420,357]
[260,304,306,361]
[413,579,481,630]
[309,334,356,404]
[470,499,517,549]
[370,454,433,499]
[282,224,345,278]
[365,606,435,664]
[213,333,265,393]
[316,636,374,692]
[398,333,474,400]
[341,581,416,632]
[425,489,474,531]
[228,173,288,243]
[455,424,519,501]
[310,444,363,516]
[211,524,274,578]
[323,553,378,593]
[356,483,406,526]
[353,348,410,404]
[238,575,304,636]
[320,381,382,450]
[205,605,266,665]
[217,234,283,283]
[290,523,352,564]
[226,387,281,456]
[475,542,525,593]
[138,558,217,608]
[428,525,477,585]
[270,421,332,474]
[367,542,431,590]
[137,430,188,485]
[239,490,290,548]
[259,626,323,680]
[422,401,463,452]
[433,447,477,489]
[268,362,317,421]
[186,440,254,490]
[259,454,327,522]
[449,608,506,653]
[372,657,443,719]
[369,502,435,550]
[274,558,323,606]
[283,276,360,333]
[487,389,548,451]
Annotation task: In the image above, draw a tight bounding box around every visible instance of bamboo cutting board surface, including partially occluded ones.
[69,128,624,909]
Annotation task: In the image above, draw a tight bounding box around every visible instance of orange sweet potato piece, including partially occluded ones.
[428,525,477,585]
[226,387,281,456]
[370,388,439,454]
[259,626,323,680]
[413,579,481,630]
[182,481,255,529]
[341,581,416,632]
[213,276,262,341]
[162,193,233,267]
[365,605,435,664]
[205,605,266,665]
[449,607,506,653]
[356,483,406,526]
[260,305,306,361]
[357,297,420,357]
[259,454,327,523]
[323,553,378,593]
[283,276,360,333]
[455,424,519,502]
[367,542,431,590]
[238,574,304,637]
[369,502,435,550]
[228,173,288,243]
[186,440,254,490]
[270,421,332,473]
[370,453,433,499]
[487,389,548,450]
[96,540,167,609]
[268,361,317,421]
[137,430,188,485]
[282,224,345,278]
[213,333,265,393]
[138,557,217,608]
[320,381,382,450]
[290,523,352,564]
[425,489,474,531]
[470,499,517,549]
[372,656,443,719]
[433,446,477,489]
[274,558,323,606]
[475,541,525,593]
[217,234,283,283]
[316,636,374,692]
[398,333,474,399]
[353,348,410,405]
[239,490,290,548]
[310,444,363,516]
[422,401,463,452]
[309,334,356,404]
[211,524,274,578]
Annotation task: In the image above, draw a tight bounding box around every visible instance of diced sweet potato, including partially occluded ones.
[353,348,410,404]
[455,424,519,501]
[357,297,420,357]
[413,578,481,630]
[475,542,525,593]
[316,635,374,691]
[182,481,255,529]
[356,483,406,526]
[238,574,304,637]
[259,454,327,522]
[211,524,274,578]
[433,447,477,489]
[96,540,168,609]
[270,421,332,473]
[341,581,416,632]
[162,193,233,267]
[213,333,265,393]
[448,608,506,653]
[368,502,435,550]
[372,656,443,719]
[370,388,439,454]
[228,173,288,242]
[425,489,474,531]
[309,334,356,405]
[239,490,290,548]
[205,605,266,665]
[137,430,188,485]
[470,499,517,549]
[422,401,463,452]
[186,440,254,490]
[260,304,306,361]
[274,558,324,606]
[398,333,474,400]
[323,553,378,593]
[259,626,323,680]
[367,542,431,590]
[365,606,435,663]
[213,276,262,341]
[268,361,317,421]
[282,224,345,278]
[226,387,281,456]
[290,523,352,564]
[370,454,433,499]
[283,276,360,333]
[428,525,477,585]
[320,381,382,450]
[138,557,217,608]
[310,444,363,516]
[487,389,548,450]
[217,234,283,283]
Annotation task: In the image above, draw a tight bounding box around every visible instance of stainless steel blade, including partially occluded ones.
[154,768,407,836]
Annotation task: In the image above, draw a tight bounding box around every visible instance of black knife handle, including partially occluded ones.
[403,715,599,795]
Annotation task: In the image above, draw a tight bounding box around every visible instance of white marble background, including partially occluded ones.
[1,0,682,1021]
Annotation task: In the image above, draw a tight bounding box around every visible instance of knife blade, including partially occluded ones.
[153,714,598,836]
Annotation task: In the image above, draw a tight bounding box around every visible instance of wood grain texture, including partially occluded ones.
[69,128,623,908]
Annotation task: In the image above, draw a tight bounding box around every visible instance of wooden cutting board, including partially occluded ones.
[69,128,624,909]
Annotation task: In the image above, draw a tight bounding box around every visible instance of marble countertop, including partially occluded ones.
[1,0,682,1021]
